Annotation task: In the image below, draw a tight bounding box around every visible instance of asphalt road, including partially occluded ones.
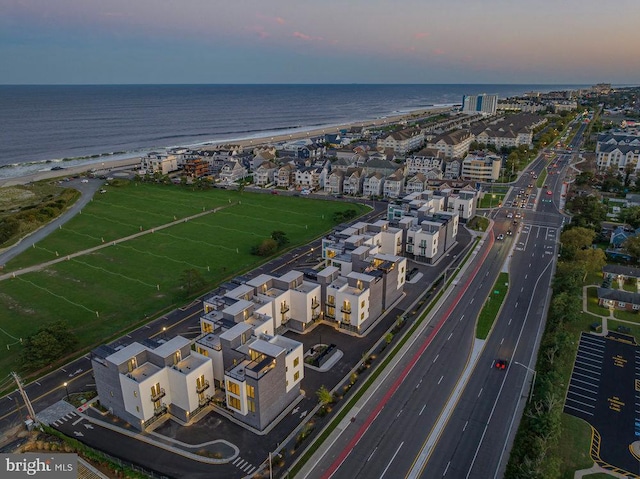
[304,123,585,479]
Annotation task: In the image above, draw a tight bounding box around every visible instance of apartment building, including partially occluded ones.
[91,336,214,431]
[377,128,425,155]
[401,212,459,264]
[462,94,498,115]
[405,155,443,175]
[140,152,179,176]
[363,172,384,197]
[426,130,475,159]
[461,153,502,181]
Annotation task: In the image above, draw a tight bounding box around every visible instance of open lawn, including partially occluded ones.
[0,182,370,379]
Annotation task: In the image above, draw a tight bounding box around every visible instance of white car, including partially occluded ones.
[497,234,505,240]
[506,212,513,219]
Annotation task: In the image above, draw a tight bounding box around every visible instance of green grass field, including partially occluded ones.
[0,182,370,378]
[476,272,509,339]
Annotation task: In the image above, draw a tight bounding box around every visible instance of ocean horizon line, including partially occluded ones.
[0,82,606,88]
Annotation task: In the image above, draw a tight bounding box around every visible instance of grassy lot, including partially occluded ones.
[478,193,506,209]
[558,416,593,479]
[0,182,370,378]
[467,215,490,232]
[612,308,640,322]
[476,272,508,339]
[0,183,80,249]
[586,286,609,316]
[608,319,640,340]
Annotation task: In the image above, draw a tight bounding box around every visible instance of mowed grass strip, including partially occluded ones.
[476,272,509,339]
[0,182,369,378]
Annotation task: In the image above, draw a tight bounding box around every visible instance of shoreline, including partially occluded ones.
[0,105,455,188]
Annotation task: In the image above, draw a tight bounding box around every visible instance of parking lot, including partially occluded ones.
[564,332,640,476]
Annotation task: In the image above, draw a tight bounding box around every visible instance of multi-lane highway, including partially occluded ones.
[303,126,582,479]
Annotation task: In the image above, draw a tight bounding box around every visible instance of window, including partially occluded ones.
[294,371,300,381]
[228,396,241,410]
[293,357,299,367]
[110,391,114,397]
[246,384,255,398]
[136,406,140,412]
[619,301,626,307]
[361,312,365,320]
[133,391,137,398]
[227,381,240,395]
[248,399,255,413]
[361,300,365,308]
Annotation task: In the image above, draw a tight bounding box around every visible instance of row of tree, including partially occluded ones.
[506,227,603,478]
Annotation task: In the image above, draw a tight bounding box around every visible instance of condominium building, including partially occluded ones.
[91,336,214,431]
[461,153,502,181]
[462,94,498,115]
[377,128,425,155]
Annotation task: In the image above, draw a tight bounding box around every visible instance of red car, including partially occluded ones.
[495,359,508,370]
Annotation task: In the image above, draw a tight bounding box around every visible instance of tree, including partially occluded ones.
[574,247,606,280]
[620,206,640,229]
[623,235,640,261]
[559,227,596,260]
[180,268,206,296]
[316,385,333,405]
[271,230,289,248]
[252,238,278,256]
[21,321,78,371]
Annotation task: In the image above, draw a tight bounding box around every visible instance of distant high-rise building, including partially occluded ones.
[462,94,498,115]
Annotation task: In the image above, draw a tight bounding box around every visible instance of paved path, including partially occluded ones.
[0,202,237,282]
[0,178,103,266]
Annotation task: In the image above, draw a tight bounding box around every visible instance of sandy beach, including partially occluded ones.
[0,106,453,188]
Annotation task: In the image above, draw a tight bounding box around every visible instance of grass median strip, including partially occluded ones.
[476,272,509,340]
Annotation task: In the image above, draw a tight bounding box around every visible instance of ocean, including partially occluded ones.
[0,84,587,180]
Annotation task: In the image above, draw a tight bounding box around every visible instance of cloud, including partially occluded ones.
[432,48,445,56]
[292,31,324,42]
[413,32,430,40]
[293,31,312,41]
[256,13,286,25]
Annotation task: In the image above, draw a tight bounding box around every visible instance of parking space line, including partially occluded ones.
[574,365,601,375]
[567,390,597,402]
[569,383,598,394]
[566,398,595,409]
[571,377,598,387]
[564,404,594,416]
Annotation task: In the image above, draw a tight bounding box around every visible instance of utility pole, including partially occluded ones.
[11,372,39,426]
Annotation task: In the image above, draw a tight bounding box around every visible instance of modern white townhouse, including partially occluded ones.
[91,336,214,431]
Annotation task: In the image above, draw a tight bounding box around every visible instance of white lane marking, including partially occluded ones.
[478,388,483,398]
[379,441,404,479]
[438,376,444,385]
[463,420,468,432]
[419,404,426,416]
[433,354,439,363]
[368,447,378,462]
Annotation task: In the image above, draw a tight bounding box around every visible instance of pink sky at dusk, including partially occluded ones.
[0,0,638,84]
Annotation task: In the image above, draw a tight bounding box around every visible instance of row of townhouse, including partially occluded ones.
[376,128,426,155]
[596,132,640,172]
[92,218,411,432]
[469,113,543,149]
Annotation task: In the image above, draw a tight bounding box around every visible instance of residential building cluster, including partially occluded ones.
[138,105,553,194]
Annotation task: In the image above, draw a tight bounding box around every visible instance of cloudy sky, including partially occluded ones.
[1,0,638,85]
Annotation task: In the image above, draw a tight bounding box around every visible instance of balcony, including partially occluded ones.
[280,304,290,314]
[327,297,335,306]
[150,388,165,402]
[153,403,167,417]
[196,380,210,394]
[341,305,352,314]
[311,300,320,310]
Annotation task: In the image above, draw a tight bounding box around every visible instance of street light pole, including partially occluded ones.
[514,361,537,403]
[63,382,70,402]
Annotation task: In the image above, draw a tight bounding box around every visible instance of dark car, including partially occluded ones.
[495,359,508,370]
